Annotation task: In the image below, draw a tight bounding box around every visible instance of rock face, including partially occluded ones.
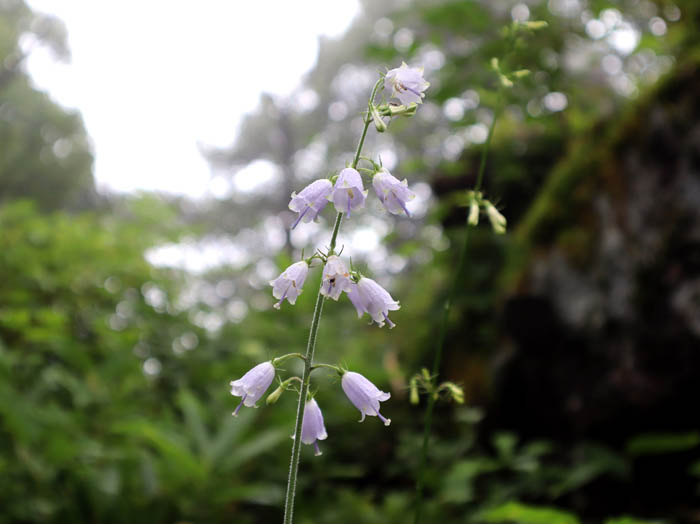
[490,60,700,516]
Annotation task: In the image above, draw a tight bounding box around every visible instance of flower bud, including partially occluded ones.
[499,74,513,88]
[485,202,507,234]
[512,69,531,78]
[387,103,418,117]
[409,376,420,405]
[266,382,286,405]
[445,382,465,404]
[370,104,387,132]
[524,20,548,30]
[468,200,480,226]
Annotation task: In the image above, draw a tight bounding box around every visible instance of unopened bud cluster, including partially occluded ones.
[465,190,507,234]
[409,367,465,405]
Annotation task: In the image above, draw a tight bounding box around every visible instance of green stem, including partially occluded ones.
[282,278,326,524]
[272,353,306,366]
[413,103,501,524]
[352,78,383,169]
[474,101,501,193]
[282,79,381,524]
[310,363,343,374]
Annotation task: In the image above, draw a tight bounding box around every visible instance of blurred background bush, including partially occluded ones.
[0,0,699,522]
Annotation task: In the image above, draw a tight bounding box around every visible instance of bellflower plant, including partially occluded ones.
[411,21,548,524]
[230,61,433,524]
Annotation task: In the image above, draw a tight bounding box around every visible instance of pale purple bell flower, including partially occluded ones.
[341,371,391,426]
[346,277,400,328]
[270,261,309,309]
[288,179,333,229]
[301,398,328,456]
[384,62,430,106]
[372,168,416,216]
[230,361,276,416]
[330,167,367,217]
[320,255,352,300]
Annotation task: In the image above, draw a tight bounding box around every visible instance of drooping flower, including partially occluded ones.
[384,62,430,106]
[346,277,400,328]
[320,255,352,300]
[341,371,391,426]
[300,397,328,456]
[230,361,276,416]
[330,167,367,217]
[372,168,416,216]
[270,261,309,309]
[288,179,333,229]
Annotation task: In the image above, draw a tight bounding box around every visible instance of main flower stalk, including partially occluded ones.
[283,78,383,524]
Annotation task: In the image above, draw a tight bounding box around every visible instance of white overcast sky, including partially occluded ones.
[25,0,359,196]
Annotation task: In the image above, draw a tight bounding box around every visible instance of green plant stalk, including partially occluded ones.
[413,106,500,524]
[282,78,383,524]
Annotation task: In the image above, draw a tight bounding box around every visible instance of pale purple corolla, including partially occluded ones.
[288,179,333,229]
[330,167,367,217]
[372,168,416,216]
[341,371,391,426]
[320,255,352,300]
[230,361,276,416]
[300,398,328,456]
[346,277,400,328]
[270,260,309,309]
[384,62,430,106]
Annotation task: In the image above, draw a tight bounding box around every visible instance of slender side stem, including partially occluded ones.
[353,78,383,170]
[272,353,306,366]
[282,79,381,524]
[413,105,501,524]
[309,363,343,374]
[474,103,501,194]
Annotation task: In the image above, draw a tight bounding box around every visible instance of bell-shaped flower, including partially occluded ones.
[320,255,352,300]
[300,397,328,456]
[270,260,309,309]
[346,277,400,328]
[288,179,333,229]
[230,361,276,416]
[384,62,430,106]
[341,371,391,426]
[372,168,415,216]
[330,167,367,217]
